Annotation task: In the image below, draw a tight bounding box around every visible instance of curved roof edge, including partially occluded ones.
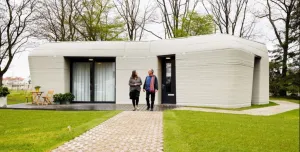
[29,34,267,57]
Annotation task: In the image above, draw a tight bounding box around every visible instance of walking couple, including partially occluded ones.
[129,69,158,111]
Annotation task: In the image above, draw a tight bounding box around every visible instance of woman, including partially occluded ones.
[129,70,142,111]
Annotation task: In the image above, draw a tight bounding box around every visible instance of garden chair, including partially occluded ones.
[25,89,33,103]
[42,90,54,105]
[31,91,38,104]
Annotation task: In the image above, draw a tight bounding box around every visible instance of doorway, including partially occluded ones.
[160,55,176,104]
[251,56,261,104]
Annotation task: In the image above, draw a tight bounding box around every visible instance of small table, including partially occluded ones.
[31,92,44,105]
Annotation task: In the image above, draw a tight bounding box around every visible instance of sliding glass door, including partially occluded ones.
[94,62,115,102]
[71,58,116,103]
[72,62,91,102]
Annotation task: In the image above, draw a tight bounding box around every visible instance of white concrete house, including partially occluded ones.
[29,34,269,108]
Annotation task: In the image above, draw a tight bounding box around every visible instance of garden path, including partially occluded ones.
[175,100,299,116]
[52,111,163,152]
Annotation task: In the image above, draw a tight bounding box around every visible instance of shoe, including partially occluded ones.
[147,107,150,110]
[150,109,153,111]
[136,106,139,110]
[133,107,136,111]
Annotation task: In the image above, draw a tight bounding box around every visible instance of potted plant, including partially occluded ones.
[53,93,64,104]
[64,93,75,104]
[0,87,10,107]
[34,86,41,92]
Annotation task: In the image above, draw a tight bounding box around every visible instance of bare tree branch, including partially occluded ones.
[0,0,37,85]
[34,0,81,41]
[156,0,200,38]
[202,0,256,39]
[114,0,157,41]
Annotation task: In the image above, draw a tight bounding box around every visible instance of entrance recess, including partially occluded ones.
[161,55,176,104]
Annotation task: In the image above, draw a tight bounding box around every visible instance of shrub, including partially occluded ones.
[53,93,75,104]
[53,93,64,103]
[0,87,10,97]
[64,93,75,102]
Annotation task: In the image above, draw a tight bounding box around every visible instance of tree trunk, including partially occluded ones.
[0,74,3,87]
[280,46,288,96]
[282,47,288,78]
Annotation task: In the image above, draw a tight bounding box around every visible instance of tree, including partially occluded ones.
[290,0,299,47]
[0,0,37,86]
[75,0,125,41]
[114,0,158,41]
[269,61,284,96]
[260,0,297,96]
[35,0,81,41]
[176,11,214,37]
[202,0,257,39]
[288,0,300,97]
[269,58,299,97]
[36,0,126,41]
[156,0,200,38]
[286,68,300,97]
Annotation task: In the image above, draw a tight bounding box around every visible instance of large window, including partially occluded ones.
[72,62,91,102]
[70,58,115,102]
[94,62,115,102]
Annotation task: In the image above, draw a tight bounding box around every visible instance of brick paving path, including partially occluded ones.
[52,111,163,152]
[175,100,299,116]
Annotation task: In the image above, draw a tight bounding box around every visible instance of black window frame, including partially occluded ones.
[67,57,116,103]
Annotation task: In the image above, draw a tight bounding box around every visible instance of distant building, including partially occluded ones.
[3,77,30,90]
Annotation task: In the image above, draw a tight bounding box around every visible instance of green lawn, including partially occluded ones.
[164,109,299,152]
[0,110,119,152]
[7,90,31,105]
[270,96,300,104]
[186,101,278,111]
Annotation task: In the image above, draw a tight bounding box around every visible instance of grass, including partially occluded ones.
[7,90,31,105]
[186,101,278,111]
[270,96,300,104]
[0,110,120,152]
[164,109,299,152]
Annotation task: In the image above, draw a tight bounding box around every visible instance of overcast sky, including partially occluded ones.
[4,0,278,79]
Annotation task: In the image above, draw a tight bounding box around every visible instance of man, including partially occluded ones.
[143,69,158,111]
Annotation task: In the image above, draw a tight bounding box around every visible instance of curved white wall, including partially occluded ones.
[176,49,256,108]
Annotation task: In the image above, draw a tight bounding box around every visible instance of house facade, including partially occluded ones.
[28,34,269,108]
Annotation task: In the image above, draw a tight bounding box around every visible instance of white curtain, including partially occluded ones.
[72,62,90,101]
[94,62,115,102]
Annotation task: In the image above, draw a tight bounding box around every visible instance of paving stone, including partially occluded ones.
[52,111,163,152]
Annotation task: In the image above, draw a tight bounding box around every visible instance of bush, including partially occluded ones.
[0,87,10,97]
[286,95,300,100]
[53,93,64,103]
[53,93,75,104]
[64,93,75,102]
